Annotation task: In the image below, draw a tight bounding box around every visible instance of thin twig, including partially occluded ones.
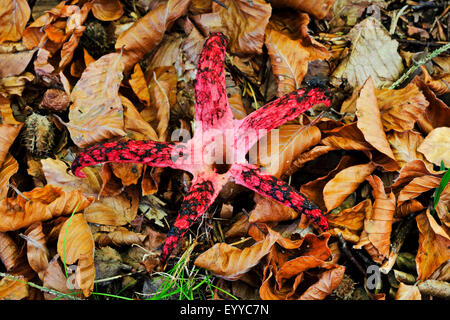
[389,41,450,89]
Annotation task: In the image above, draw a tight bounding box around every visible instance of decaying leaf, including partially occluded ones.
[395,283,421,300]
[265,14,331,97]
[354,175,395,260]
[331,17,404,88]
[256,125,321,178]
[68,52,126,148]
[387,130,428,169]
[24,222,49,280]
[0,276,29,300]
[115,0,191,71]
[57,213,95,297]
[327,199,369,243]
[0,0,31,43]
[0,154,18,200]
[91,0,124,21]
[0,185,93,232]
[416,211,450,281]
[193,0,272,55]
[194,228,281,280]
[323,162,376,211]
[418,127,450,168]
[270,0,336,19]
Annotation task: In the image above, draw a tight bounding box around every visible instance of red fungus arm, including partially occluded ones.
[160,171,226,264]
[71,139,189,178]
[229,163,329,231]
[194,32,233,133]
[234,87,331,155]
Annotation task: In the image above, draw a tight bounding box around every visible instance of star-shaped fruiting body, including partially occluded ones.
[71,32,331,265]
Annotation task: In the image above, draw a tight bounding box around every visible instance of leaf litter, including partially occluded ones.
[0,0,449,301]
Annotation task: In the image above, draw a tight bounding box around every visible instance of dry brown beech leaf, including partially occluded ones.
[121,95,158,141]
[256,125,321,178]
[298,264,345,300]
[94,226,146,247]
[355,175,395,259]
[390,159,441,192]
[323,162,377,212]
[194,228,281,280]
[145,66,177,141]
[387,130,428,169]
[0,153,18,200]
[0,184,93,232]
[0,0,30,43]
[397,175,442,205]
[416,211,450,281]
[270,0,336,19]
[41,158,103,197]
[300,155,360,211]
[0,232,21,271]
[412,76,450,134]
[420,65,450,96]
[83,190,139,226]
[326,199,370,243]
[265,15,331,97]
[129,63,150,107]
[395,283,422,300]
[0,72,34,97]
[42,255,81,300]
[24,222,49,280]
[68,52,126,148]
[115,0,191,72]
[249,193,298,224]
[356,77,398,170]
[418,127,450,168]
[376,83,429,132]
[91,0,124,21]
[331,17,404,88]
[57,213,95,297]
[395,199,425,218]
[192,0,271,56]
[281,145,336,179]
[0,48,36,78]
[0,276,29,300]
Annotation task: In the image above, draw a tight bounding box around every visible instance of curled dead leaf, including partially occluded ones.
[256,125,321,178]
[249,193,298,223]
[24,222,49,281]
[0,153,18,200]
[265,16,331,97]
[57,213,95,297]
[270,0,336,19]
[0,0,30,43]
[68,52,125,148]
[92,0,124,21]
[115,0,191,72]
[0,185,93,232]
[395,283,421,300]
[418,127,450,168]
[323,162,377,212]
[194,228,281,280]
[356,77,398,170]
[327,199,370,243]
[387,130,428,169]
[397,175,441,205]
[331,17,404,88]
[0,276,28,300]
[355,175,395,259]
[416,211,450,281]
[193,0,271,56]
